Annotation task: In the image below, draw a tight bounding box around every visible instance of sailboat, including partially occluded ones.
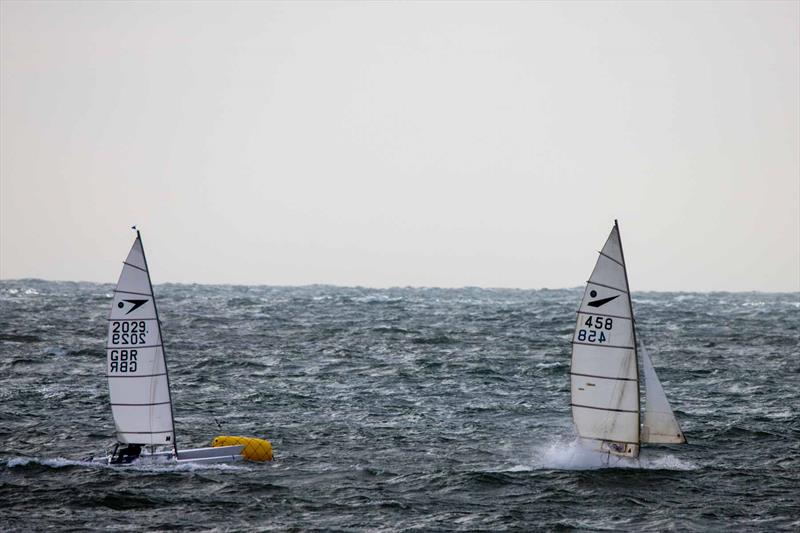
[105,228,272,465]
[570,220,686,459]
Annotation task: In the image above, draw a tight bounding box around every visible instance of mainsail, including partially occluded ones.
[106,232,176,450]
[641,342,686,444]
[571,221,640,457]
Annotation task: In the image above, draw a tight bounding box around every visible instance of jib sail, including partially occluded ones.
[641,342,686,444]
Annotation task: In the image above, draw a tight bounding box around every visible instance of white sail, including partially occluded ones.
[571,222,640,457]
[106,234,176,448]
[641,342,686,444]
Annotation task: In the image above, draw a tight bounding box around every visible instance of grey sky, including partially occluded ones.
[2,1,798,291]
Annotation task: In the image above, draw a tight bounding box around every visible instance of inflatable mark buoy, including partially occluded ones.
[212,436,273,462]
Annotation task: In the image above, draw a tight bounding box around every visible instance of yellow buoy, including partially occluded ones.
[212,435,273,462]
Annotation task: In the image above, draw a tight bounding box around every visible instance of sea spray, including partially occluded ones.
[532,438,698,470]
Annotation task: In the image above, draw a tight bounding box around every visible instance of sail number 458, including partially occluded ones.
[577,315,613,344]
[584,316,613,330]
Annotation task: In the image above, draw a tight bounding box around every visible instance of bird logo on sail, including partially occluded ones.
[587,290,619,308]
[118,299,149,315]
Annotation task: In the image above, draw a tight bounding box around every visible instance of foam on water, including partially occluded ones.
[6,456,103,469]
[4,456,252,473]
[519,438,699,471]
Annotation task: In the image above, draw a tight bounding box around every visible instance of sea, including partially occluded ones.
[1,280,798,531]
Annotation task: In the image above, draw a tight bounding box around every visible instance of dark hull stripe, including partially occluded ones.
[111,401,172,407]
[122,261,148,273]
[107,373,167,378]
[570,372,637,382]
[571,403,638,414]
[572,341,634,350]
[586,280,628,294]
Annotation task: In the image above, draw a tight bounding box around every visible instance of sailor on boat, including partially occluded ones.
[110,444,142,464]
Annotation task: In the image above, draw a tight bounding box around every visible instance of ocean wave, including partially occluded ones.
[3,455,252,473]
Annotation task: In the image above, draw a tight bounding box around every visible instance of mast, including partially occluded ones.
[135,229,179,456]
[614,219,641,449]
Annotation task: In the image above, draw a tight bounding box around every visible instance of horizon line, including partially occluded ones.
[1,277,798,295]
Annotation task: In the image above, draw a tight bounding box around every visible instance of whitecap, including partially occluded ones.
[535,361,564,369]
[514,438,699,471]
[5,456,102,469]
[4,455,252,472]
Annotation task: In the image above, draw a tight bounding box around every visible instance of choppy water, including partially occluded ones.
[1,280,798,530]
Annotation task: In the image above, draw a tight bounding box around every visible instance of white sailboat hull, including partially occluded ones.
[108,445,245,465]
[177,445,245,463]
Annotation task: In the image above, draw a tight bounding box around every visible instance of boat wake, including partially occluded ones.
[3,456,251,472]
[513,438,698,471]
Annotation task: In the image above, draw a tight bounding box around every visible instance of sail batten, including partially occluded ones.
[122,261,149,273]
[570,404,639,413]
[570,372,638,382]
[113,289,154,297]
[574,310,632,321]
[598,251,625,267]
[572,341,635,350]
[585,280,629,294]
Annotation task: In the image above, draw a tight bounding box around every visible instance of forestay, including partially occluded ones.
[106,235,176,448]
[570,223,640,457]
[641,342,686,444]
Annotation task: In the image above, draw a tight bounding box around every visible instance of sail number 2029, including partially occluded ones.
[577,315,613,344]
[110,321,147,345]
